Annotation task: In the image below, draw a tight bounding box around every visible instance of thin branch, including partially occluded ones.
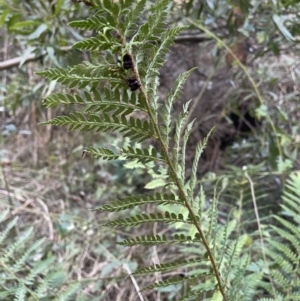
[123,263,145,301]
[244,171,277,298]
[0,46,72,71]
[175,34,211,43]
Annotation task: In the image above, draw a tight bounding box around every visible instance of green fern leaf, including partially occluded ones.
[271,226,299,251]
[85,147,120,160]
[41,113,155,142]
[177,291,202,301]
[11,238,46,273]
[102,211,189,227]
[37,65,119,88]
[118,233,199,246]
[118,234,168,246]
[124,0,147,37]
[84,88,146,114]
[132,258,202,275]
[189,128,214,199]
[181,119,196,180]
[172,102,191,175]
[0,209,10,222]
[2,227,34,263]
[24,257,56,286]
[162,69,196,145]
[141,274,200,291]
[72,36,113,51]
[53,283,81,301]
[0,216,18,245]
[36,270,66,296]
[14,283,26,301]
[69,16,108,31]
[146,27,188,82]
[268,239,298,265]
[119,0,135,10]
[121,146,164,163]
[95,193,183,212]
[43,93,84,108]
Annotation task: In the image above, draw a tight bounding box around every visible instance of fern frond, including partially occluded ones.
[41,113,155,142]
[102,211,189,227]
[44,88,145,116]
[14,283,26,301]
[173,111,186,169]
[0,216,18,244]
[84,88,146,114]
[178,291,203,301]
[123,0,147,37]
[11,238,46,273]
[146,27,187,81]
[131,0,169,46]
[36,1,256,300]
[2,227,34,263]
[69,15,108,31]
[236,272,263,301]
[259,172,300,299]
[162,69,196,146]
[0,209,10,222]
[36,270,66,296]
[268,238,298,265]
[53,283,81,301]
[72,36,114,51]
[224,234,248,268]
[133,258,202,275]
[118,234,168,246]
[24,257,56,286]
[118,0,135,10]
[36,64,120,89]
[141,274,201,291]
[118,233,200,246]
[36,68,92,88]
[271,226,299,251]
[121,146,164,163]
[95,193,183,212]
[181,119,195,180]
[189,128,214,199]
[85,147,120,160]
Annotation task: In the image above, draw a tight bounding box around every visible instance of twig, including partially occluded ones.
[11,199,35,216]
[0,46,72,70]
[36,198,54,240]
[123,263,145,301]
[244,171,277,298]
[0,166,13,211]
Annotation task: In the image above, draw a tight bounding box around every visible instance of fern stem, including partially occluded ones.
[131,58,228,301]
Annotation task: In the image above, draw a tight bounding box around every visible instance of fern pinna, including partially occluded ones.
[0,210,85,301]
[37,0,256,300]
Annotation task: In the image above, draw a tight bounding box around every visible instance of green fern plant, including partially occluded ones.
[0,209,88,301]
[37,0,260,300]
[258,172,300,301]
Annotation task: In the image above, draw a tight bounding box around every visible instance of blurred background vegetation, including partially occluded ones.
[1,0,300,300]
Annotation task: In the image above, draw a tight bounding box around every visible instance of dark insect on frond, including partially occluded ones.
[123,53,133,70]
[127,77,141,91]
